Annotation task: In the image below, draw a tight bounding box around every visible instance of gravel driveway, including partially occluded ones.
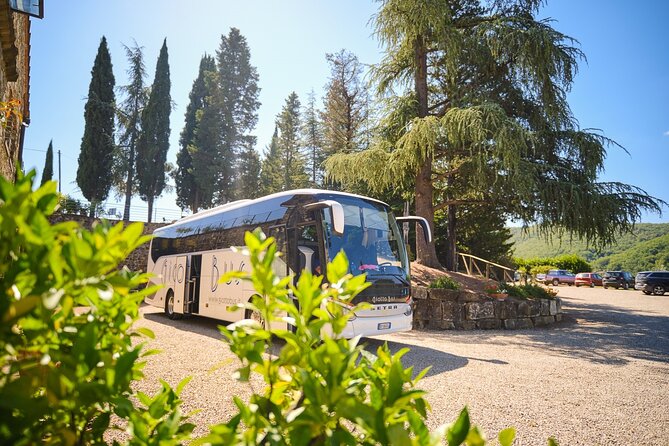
[134,286,669,445]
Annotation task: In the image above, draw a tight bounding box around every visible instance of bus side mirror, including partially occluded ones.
[305,200,345,237]
[396,216,432,243]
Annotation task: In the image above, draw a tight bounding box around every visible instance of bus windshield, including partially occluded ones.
[322,198,409,279]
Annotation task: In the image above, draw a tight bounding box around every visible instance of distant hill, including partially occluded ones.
[509,223,669,272]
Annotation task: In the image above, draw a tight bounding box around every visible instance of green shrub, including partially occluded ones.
[428,276,461,290]
[198,229,524,445]
[516,255,591,274]
[505,284,558,300]
[530,264,557,278]
[0,172,193,445]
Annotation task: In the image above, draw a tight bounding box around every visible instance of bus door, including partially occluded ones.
[173,255,188,315]
[188,255,202,314]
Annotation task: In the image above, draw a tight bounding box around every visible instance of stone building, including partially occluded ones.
[0,2,32,180]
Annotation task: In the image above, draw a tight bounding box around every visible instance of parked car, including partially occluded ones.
[575,272,603,287]
[602,271,634,290]
[635,271,669,295]
[544,269,576,286]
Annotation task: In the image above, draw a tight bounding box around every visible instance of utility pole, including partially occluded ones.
[57,149,61,193]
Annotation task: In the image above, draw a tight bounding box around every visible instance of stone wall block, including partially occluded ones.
[427,299,443,320]
[540,299,550,316]
[466,301,495,320]
[532,316,556,326]
[549,300,558,315]
[442,301,463,322]
[456,320,477,330]
[458,291,484,303]
[556,298,562,313]
[503,318,534,330]
[517,301,531,317]
[477,319,502,329]
[528,300,542,317]
[429,288,459,301]
[412,286,429,300]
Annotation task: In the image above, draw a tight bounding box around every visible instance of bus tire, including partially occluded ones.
[165,290,182,320]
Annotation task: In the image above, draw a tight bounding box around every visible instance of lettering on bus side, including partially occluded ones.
[210,255,246,292]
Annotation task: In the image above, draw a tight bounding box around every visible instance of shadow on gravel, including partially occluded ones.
[522,300,669,365]
[143,309,470,377]
[144,311,228,340]
[362,337,470,377]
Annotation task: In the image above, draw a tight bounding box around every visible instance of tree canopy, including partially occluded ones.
[326,0,664,269]
[76,36,116,216]
[137,39,171,222]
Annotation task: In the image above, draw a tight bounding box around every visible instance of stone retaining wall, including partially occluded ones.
[412,286,562,330]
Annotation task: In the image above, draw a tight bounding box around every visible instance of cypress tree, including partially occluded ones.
[114,42,147,221]
[137,39,171,223]
[40,140,53,185]
[76,36,116,217]
[214,28,260,203]
[175,54,216,212]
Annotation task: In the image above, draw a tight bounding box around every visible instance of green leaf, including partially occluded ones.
[446,407,470,446]
[498,427,516,446]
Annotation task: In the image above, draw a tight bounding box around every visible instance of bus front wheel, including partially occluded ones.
[165,290,182,320]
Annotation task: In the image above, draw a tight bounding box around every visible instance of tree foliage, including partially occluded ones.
[326,0,664,270]
[114,42,148,221]
[321,50,370,157]
[302,89,324,186]
[76,36,116,216]
[40,140,53,186]
[259,126,284,195]
[137,39,171,222]
[175,54,216,212]
[0,172,194,444]
[277,92,309,190]
[213,27,260,204]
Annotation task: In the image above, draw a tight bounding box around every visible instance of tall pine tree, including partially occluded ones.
[302,89,324,186]
[175,54,216,212]
[40,140,53,186]
[137,39,171,222]
[260,126,283,195]
[277,92,309,190]
[214,28,260,204]
[320,50,369,157]
[114,42,147,221]
[236,145,261,199]
[76,36,116,217]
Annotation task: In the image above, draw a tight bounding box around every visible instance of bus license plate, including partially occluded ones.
[378,322,391,330]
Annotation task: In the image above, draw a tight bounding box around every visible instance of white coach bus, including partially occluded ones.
[144,189,430,338]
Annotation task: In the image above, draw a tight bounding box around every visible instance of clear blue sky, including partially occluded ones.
[21,0,669,223]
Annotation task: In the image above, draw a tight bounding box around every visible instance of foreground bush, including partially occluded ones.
[0,172,193,445]
[199,229,528,445]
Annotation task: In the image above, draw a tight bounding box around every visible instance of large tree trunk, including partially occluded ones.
[413,35,441,268]
[122,134,137,222]
[147,197,154,223]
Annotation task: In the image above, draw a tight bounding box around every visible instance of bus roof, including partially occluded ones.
[154,188,389,235]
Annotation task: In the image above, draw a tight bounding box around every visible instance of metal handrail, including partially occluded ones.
[458,252,516,283]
